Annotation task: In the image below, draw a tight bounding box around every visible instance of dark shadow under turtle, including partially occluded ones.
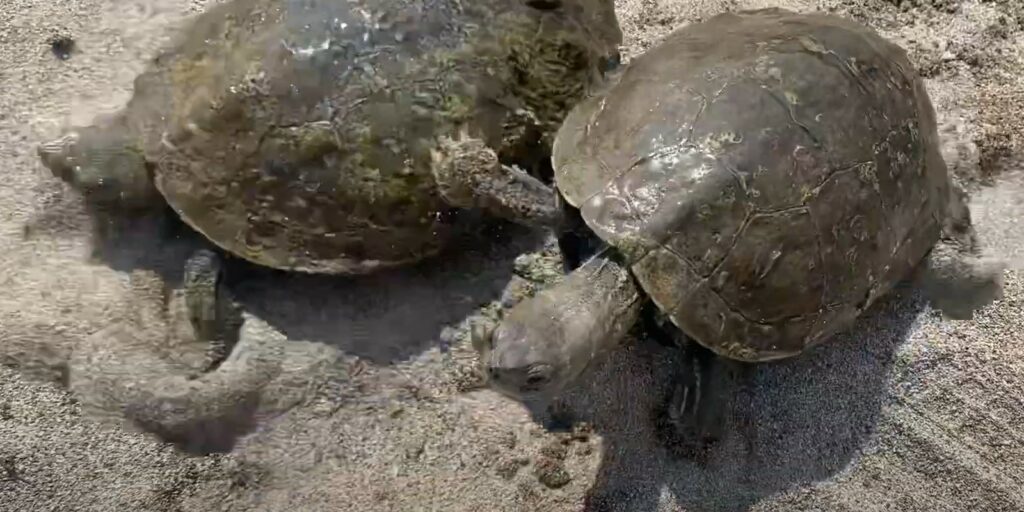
[512,204,922,510]
[229,217,551,364]
[544,284,922,512]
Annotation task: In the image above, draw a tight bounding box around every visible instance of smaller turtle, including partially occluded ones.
[476,8,1004,457]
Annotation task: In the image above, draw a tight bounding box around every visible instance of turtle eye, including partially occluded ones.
[525,365,554,388]
[525,374,548,386]
[525,0,561,10]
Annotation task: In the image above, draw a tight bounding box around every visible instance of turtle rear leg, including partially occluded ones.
[918,184,1004,320]
[183,249,243,371]
[919,243,1004,319]
[69,263,272,454]
[431,133,564,230]
[656,333,748,463]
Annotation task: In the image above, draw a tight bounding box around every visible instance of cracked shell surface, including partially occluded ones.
[552,8,952,362]
[118,0,619,274]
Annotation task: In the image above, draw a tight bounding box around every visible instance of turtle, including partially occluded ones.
[36,0,623,343]
[475,8,1005,456]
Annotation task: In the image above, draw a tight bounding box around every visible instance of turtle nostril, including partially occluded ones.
[487,367,501,381]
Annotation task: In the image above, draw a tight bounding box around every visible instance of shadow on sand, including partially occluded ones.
[27,196,548,453]
[63,203,547,364]
[525,284,925,512]
[228,220,547,364]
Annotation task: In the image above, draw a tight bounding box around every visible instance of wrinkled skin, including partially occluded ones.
[479,248,642,401]
[481,8,1004,458]
[38,0,623,274]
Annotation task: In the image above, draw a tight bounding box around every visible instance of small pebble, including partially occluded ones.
[48,33,76,60]
[403,440,425,461]
[495,456,528,479]
[497,429,517,450]
[539,441,568,460]
[574,443,593,457]
[534,456,571,489]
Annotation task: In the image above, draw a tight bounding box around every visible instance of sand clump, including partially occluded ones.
[1,0,1023,511]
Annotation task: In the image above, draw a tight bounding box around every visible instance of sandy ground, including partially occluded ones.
[1,0,1022,510]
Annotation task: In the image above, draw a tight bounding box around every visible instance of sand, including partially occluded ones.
[0,0,1022,510]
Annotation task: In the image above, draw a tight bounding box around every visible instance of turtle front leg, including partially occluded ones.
[431,134,564,230]
[183,249,243,371]
[917,184,1004,319]
[658,335,747,462]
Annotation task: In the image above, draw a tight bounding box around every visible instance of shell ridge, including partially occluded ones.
[761,85,823,149]
[704,207,823,327]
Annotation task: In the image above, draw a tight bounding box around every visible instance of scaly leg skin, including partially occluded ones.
[657,336,746,464]
[431,132,565,231]
[67,266,279,454]
[183,249,242,372]
[918,183,1005,320]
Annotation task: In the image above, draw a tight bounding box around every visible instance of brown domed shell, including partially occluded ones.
[552,8,952,361]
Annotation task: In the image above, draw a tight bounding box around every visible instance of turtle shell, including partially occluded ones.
[118,0,619,274]
[552,8,952,362]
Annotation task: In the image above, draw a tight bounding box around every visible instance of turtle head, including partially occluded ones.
[37,130,84,183]
[473,306,576,401]
[37,123,157,208]
[474,250,643,402]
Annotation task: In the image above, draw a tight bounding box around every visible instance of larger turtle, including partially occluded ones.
[37,0,623,339]
[478,8,1004,455]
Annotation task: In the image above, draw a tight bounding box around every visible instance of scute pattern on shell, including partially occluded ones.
[552,8,952,361]
[114,0,619,274]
